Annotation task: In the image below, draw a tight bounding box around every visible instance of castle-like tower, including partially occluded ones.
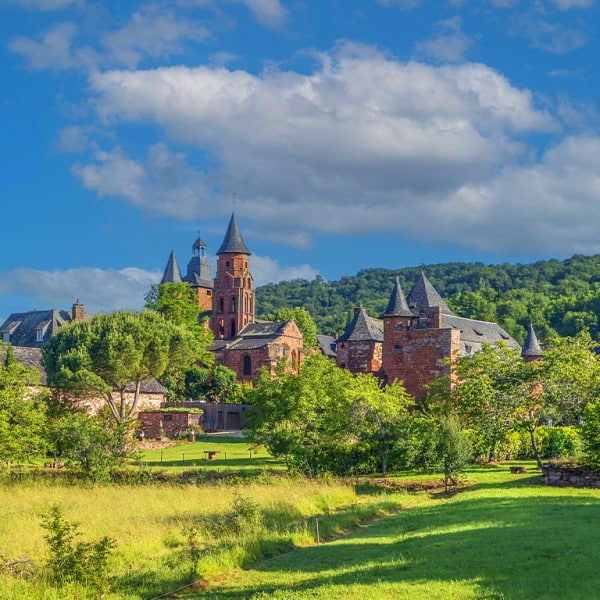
[185,236,213,313]
[212,213,255,340]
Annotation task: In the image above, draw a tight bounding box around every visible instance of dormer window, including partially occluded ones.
[1,320,21,343]
[35,320,51,343]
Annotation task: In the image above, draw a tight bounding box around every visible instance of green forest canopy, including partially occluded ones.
[255,254,600,344]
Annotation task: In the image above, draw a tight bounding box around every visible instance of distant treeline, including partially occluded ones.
[255,254,600,344]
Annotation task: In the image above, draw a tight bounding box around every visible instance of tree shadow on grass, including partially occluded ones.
[192,492,600,600]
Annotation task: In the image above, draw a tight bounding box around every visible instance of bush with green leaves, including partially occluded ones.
[288,442,379,477]
[434,416,472,491]
[41,504,115,589]
[48,409,138,481]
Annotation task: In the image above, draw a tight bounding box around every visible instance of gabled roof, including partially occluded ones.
[407,272,455,316]
[380,278,414,318]
[0,309,72,347]
[161,250,183,284]
[223,320,294,350]
[217,213,250,255]
[521,324,543,358]
[338,307,383,343]
[441,314,520,354]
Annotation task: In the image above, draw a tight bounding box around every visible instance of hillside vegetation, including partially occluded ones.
[256,254,600,343]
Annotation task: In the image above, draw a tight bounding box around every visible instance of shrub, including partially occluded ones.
[40,504,115,589]
[434,416,472,491]
[288,443,378,477]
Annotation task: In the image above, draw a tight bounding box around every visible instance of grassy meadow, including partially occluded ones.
[188,463,600,600]
[0,458,406,599]
[3,438,600,600]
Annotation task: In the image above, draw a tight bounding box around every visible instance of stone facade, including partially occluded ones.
[164,214,304,382]
[336,339,382,374]
[337,274,520,400]
[217,320,304,382]
[138,410,202,439]
[382,309,461,399]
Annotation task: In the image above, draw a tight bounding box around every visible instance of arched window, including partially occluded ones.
[231,297,236,313]
[243,354,251,376]
[230,319,236,338]
[219,297,224,313]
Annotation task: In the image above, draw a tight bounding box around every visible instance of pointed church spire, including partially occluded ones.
[217,213,250,255]
[522,324,543,359]
[407,272,454,315]
[381,278,414,318]
[161,250,182,284]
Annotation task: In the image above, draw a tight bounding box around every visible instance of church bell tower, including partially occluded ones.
[212,213,255,340]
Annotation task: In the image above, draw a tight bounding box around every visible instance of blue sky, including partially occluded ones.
[1,0,600,321]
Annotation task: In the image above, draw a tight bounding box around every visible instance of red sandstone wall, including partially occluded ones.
[336,341,382,374]
[382,325,461,399]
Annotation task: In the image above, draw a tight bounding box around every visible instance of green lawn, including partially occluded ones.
[187,463,600,600]
[139,434,284,473]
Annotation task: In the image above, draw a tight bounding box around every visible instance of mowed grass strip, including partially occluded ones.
[139,435,284,472]
[187,464,600,600]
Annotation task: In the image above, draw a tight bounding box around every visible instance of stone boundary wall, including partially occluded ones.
[542,463,600,488]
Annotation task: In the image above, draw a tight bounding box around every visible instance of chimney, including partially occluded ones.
[72,299,84,321]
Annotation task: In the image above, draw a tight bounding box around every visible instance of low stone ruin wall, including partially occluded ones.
[542,463,600,488]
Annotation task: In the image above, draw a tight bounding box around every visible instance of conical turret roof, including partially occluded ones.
[381,278,415,318]
[407,272,454,315]
[521,323,543,358]
[338,306,383,342]
[217,213,250,255]
[161,250,182,284]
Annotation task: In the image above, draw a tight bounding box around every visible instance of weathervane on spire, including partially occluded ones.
[232,192,238,211]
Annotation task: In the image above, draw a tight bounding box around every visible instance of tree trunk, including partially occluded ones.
[529,426,543,470]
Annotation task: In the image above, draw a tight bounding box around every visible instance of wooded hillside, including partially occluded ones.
[256,254,600,344]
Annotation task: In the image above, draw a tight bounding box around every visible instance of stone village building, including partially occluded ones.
[1,213,541,420]
[161,213,304,383]
[163,214,538,400]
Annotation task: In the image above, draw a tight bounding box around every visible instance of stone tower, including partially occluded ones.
[212,213,254,340]
[184,235,213,313]
[381,276,461,399]
[521,323,543,363]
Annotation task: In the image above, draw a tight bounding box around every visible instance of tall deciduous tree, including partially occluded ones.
[43,310,201,423]
[539,331,600,424]
[145,282,214,363]
[246,353,356,468]
[0,347,48,465]
[348,376,412,475]
[427,343,543,464]
[265,306,320,349]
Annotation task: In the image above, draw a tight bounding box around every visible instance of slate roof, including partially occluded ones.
[217,213,250,255]
[215,320,298,351]
[521,324,543,357]
[1,309,75,348]
[381,278,415,318]
[338,307,384,342]
[317,334,337,359]
[407,272,455,316]
[0,345,47,383]
[184,255,213,289]
[161,250,183,284]
[224,321,286,350]
[441,314,520,354]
